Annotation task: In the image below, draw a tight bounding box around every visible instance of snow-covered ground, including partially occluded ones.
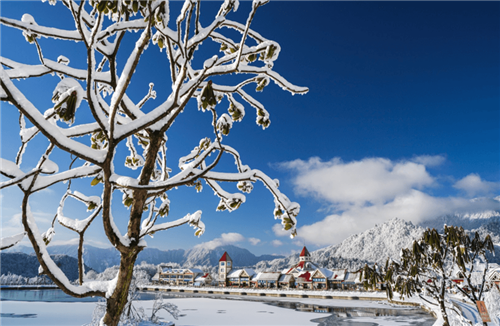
[1,295,435,326]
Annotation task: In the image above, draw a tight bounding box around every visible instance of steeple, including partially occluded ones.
[299,246,311,262]
[218,251,233,286]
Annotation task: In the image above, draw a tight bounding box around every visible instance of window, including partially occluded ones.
[220,268,224,273]
[228,262,231,266]
[220,262,225,266]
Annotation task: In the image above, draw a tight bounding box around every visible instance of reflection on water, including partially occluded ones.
[1,313,37,318]
[268,302,434,326]
[0,289,100,302]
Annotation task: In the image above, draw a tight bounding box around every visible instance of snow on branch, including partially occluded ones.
[1,68,106,165]
[57,198,101,233]
[0,16,81,41]
[23,202,106,297]
[31,165,101,192]
[141,210,204,237]
[0,169,39,190]
[204,169,299,234]
[0,158,26,179]
[96,19,148,43]
[0,232,26,250]
[1,56,110,82]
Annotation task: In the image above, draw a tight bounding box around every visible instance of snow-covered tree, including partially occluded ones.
[382,226,495,326]
[449,227,494,326]
[0,1,307,325]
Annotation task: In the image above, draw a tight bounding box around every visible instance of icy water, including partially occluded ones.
[159,292,435,326]
[0,289,435,326]
[0,288,157,302]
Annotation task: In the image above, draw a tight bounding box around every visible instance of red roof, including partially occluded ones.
[300,246,310,257]
[286,261,305,274]
[219,252,229,262]
[298,271,311,282]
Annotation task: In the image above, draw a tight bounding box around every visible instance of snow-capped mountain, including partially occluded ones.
[4,245,121,273]
[256,218,425,272]
[4,244,283,272]
[314,217,425,264]
[182,244,281,267]
[0,252,90,281]
[256,212,500,272]
[419,210,500,232]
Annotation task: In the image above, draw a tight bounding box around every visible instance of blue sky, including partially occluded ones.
[1,1,499,256]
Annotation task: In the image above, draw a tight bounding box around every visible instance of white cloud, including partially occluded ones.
[454,174,500,197]
[296,191,500,246]
[280,157,434,207]
[248,237,261,245]
[194,232,245,250]
[271,240,283,247]
[411,155,446,167]
[2,211,53,239]
[272,223,289,237]
[278,156,500,247]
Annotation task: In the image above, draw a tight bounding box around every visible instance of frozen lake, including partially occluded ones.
[0,289,435,326]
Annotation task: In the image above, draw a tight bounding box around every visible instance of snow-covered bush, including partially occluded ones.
[0,272,52,285]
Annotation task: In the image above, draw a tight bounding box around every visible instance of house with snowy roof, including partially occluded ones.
[194,273,213,287]
[227,268,256,287]
[311,268,333,290]
[295,271,313,289]
[328,269,347,289]
[486,263,500,289]
[252,272,282,288]
[342,271,363,290]
[278,274,295,289]
[157,266,204,286]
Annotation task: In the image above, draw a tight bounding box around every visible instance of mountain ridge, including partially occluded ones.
[4,209,499,273]
[4,244,283,272]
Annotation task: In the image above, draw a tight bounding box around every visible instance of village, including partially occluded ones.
[152,246,500,292]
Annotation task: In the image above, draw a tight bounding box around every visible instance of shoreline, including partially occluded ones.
[1,285,58,290]
[139,285,422,307]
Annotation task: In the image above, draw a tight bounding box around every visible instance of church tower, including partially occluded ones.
[299,246,311,262]
[218,252,233,286]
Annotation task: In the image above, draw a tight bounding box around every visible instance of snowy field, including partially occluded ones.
[1,293,436,326]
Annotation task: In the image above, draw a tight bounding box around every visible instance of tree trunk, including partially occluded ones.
[439,299,450,326]
[102,248,140,326]
[78,233,84,285]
